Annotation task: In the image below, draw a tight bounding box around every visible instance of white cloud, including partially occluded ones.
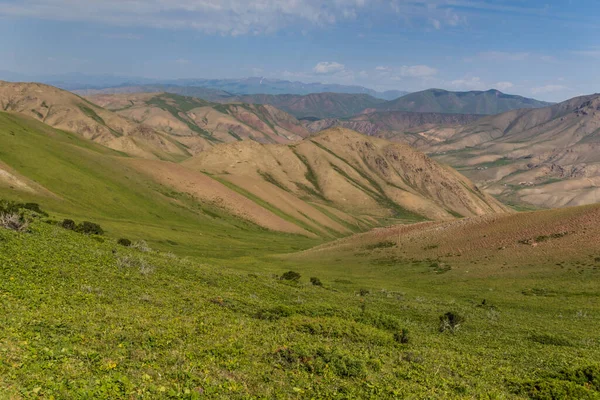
[313,61,345,75]
[0,0,370,35]
[450,77,486,90]
[476,51,530,61]
[493,81,514,91]
[399,65,438,77]
[450,77,517,93]
[531,85,567,95]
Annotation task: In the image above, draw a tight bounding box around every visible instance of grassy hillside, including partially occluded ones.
[2,199,600,398]
[0,111,321,257]
[373,89,551,115]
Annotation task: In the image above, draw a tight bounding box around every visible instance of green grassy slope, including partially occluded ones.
[1,208,600,398]
[0,112,321,257]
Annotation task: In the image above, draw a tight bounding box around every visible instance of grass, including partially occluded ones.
[2,211,600,398]
[0,112,321,257]
[2,111,600,398]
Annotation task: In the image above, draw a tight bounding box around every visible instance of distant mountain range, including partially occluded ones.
[370,89,553,115]
[76,85,551,119]
[0,71,407,100]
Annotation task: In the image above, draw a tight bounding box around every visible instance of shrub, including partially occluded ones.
[76,221,104,235]
[359,288,370,296]
[310,277,323,286]
[530,333,572,347]
[0,213,29,232]
[394,328,410,344]
[280,271,301,282]
[117,238,132,247]
[439,312,465,333]
[21,203,48,216]
[62,219,76,230]
[131,240,152,253]
[116,255,155,275]
[256,305,294,321]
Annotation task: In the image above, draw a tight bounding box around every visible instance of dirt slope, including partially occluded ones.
[409,94,600,209]
[184,127,509,223]
[0,81,187,160]
[297,203,600,274]
[88,93,309,154]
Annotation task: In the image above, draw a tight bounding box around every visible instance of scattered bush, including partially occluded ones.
[530,333,572,347]
[394,328,410,344]
[131,240,152,253]
[21,203,48,216]
[116,255,155,275]
[273,346,367,378]
[62,219,76,230]
[0,212,29,232]
[280,271,301,282]
[359,288,370,296]
[310,277,323,286]
[117,238,132,247]
[365,241,396,250]
[76,221,104,235]
[513,365,600,399]
[256,305,294,321]
[439,312,465,333]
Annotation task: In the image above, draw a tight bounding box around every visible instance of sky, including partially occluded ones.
[1,0,600,101]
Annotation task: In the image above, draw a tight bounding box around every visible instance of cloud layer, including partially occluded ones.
[0,0,369,35]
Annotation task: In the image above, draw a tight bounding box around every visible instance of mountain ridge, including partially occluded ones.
[370,88,552,115]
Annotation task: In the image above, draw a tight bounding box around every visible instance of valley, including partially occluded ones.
[1,58,599,400]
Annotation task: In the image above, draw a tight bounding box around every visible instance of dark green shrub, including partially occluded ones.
[117,238,132,247]
[76,221,104,235]
[256,305,294,321]
[280,271,301,282]
[394,328,410,344]
[22,203,48,216]
[439,312,465,333]
[530,333,572,346]
[62,219,76,230]
[359,288,370,296]
[310,277,323,286]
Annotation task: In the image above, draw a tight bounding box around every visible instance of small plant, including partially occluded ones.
[131,240,152,252]
[310,277,323,286]
[439,312,465,333]
[61,219,76,230]
[117,238,132,247]
[0,213,29,232]
[359,288,370,296]
[394,328,410,344]
[280,271,301,282]
[76,221,104,235]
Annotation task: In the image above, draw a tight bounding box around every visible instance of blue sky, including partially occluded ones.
[1,0,599,101]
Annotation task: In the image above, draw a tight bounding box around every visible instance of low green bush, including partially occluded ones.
[280,271,301,282]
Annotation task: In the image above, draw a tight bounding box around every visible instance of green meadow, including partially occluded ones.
[1,112,600,399]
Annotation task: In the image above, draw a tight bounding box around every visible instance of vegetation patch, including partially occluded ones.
[529,333,573,347]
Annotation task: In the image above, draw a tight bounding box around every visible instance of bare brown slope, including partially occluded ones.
[0,81,187,160]
[303,111,482,139]
[87,92,310,154]
[184,127,508,224]
[124,159,314,236]
[295,203,600,275]
[410,94,600,209]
